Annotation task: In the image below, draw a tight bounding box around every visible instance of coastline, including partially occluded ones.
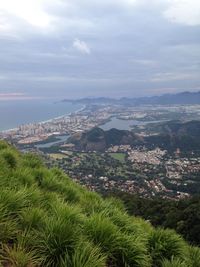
[1,104,86,133]
[38,104,86,125]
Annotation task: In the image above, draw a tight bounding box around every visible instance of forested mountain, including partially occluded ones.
[68,127,140,151]
[145,120,200,151]
[68,120,200,152]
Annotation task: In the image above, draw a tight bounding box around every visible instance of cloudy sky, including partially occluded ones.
[0,0,200,99]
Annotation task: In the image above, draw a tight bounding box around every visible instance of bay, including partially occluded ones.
[0,99,82,131]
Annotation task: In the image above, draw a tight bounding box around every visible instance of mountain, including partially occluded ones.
[0,140,199,266]
[68,120,200,152]
[145,120,200,151]
[120,91,200,105]
[63,91,200,106]
[68,127,142,151]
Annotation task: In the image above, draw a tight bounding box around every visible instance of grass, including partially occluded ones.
[0,140,198,267]
[49,153,68,160]
[109,152,126,162]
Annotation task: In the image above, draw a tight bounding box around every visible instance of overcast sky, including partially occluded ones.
[0,0,200,99]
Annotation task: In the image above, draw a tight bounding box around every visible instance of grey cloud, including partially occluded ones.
[0,0,199,98]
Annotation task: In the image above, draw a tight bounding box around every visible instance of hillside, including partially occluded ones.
[107,191,200,246]
[68,121,200,152]
[145,120,200,151]
[68,127,141,151]
[0,141,200,267]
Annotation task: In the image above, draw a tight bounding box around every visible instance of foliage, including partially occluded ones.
[0,141,198,267]
[109,191,200,246]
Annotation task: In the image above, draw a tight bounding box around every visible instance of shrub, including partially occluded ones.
[0,244,40,267]
[20,207,46,231]
[162,258,187,267]
[35,216,81,267]
[148,228,187,267]
[84,213,119,254]
[0,140,9,150]
[0,206,18,243]
[11,168,35,187]
[22,153,43,169]
[71,240,107,267]
[187,246,200,267]
[114,233,151,267]
[0,149,18,169]
[0,189,30,215]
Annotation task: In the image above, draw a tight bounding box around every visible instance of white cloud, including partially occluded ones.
[0,0,54,28]
[73,38,91,54]
[151,71,200,82]
[164,0,200,26]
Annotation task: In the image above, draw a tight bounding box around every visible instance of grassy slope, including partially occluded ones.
[109,153,126,163]
[0,140,199,267]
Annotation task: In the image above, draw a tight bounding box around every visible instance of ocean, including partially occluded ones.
[0,99,82,131]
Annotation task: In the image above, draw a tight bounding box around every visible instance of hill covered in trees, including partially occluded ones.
[0,140,200,267]
[68,120,200,152]
[145,120,200,151]
[68,127,140,152]
[106,191,200,246]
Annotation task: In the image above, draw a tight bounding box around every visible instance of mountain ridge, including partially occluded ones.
[68,120,200,152]
[63,91,200,106]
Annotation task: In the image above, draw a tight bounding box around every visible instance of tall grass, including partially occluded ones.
[35,216,81,266]
[0,143,198,267]
[148,228,187,267]
[186,246,200,267]
[1,244,40,267]
[0,148,19,169]
[161,258,187,267]
[71,240,107,267]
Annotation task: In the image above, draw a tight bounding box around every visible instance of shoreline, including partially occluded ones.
[1,104,86,133]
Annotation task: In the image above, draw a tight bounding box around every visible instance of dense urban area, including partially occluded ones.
[1,101,200,200]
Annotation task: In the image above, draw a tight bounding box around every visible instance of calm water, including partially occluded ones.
[0,100,82,131]
[35,135,70,148]
[100,117,165,131]
[100,117,145,131]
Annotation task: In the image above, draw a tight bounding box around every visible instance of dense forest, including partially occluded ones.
[0,140,200,267]
[107,191,200,246]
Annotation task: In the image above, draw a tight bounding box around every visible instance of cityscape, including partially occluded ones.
[2,101,200,200]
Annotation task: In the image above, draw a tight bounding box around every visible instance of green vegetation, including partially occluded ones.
[107,191,200,246]
[109,153,126,162]
[0,140,199,267]
[49,153,68,160]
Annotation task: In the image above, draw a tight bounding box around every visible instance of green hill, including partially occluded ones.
[145,120,200,151]
[0,140,199,267]
[68,127,140,151]
[68,121,200,152]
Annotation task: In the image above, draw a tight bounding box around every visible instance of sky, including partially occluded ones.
[0,0,200,99]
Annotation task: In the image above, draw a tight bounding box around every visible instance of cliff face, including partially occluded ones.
[0,140,199,266]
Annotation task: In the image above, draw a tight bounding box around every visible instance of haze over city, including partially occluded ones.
[0,0,200,99]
